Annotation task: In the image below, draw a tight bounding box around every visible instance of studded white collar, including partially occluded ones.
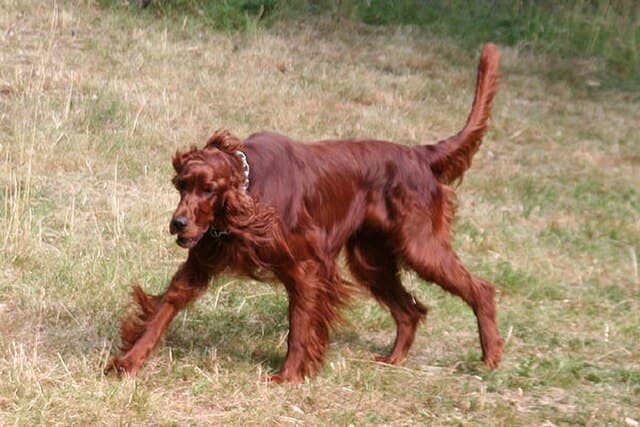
[235,151,250,191]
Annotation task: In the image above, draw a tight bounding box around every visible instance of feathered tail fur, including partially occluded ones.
[427,43,501,184]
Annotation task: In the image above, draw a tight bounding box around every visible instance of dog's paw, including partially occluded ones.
[483,353,501,369]
[267,371,304,385]
[104,356,139,377]
[482,338,504,369]
[373,353,406,365]
[266,373,285,385]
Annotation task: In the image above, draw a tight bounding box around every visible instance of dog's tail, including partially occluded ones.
[425,43,500,185]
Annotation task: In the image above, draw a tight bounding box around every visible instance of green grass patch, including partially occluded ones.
[102,0,640,90]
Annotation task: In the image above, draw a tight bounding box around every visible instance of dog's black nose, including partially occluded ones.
[171,216,188,231]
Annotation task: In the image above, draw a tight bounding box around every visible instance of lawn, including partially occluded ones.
[1,0,638,425]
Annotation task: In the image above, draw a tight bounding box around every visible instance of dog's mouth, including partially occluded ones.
[176,234,203,249]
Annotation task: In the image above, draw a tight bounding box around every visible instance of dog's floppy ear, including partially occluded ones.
[172,150,186,173]
[222,189,258,229]
[220,187,292,269]
[221,189,280,246]
[205,129,243,153]
[172,147,198,173]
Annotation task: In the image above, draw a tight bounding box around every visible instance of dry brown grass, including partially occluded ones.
[1,1,639,425]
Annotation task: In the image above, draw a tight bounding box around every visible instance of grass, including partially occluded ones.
[353,0,640,87]
[100,0,640,91]
[1,0,639,425]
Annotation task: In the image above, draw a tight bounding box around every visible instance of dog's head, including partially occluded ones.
[170,130,248,249]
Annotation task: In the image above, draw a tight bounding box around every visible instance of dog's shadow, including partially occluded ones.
[161,296,397,372]
[162,294,288,371]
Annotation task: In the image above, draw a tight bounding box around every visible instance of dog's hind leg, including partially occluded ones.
[346,229,427,365]
[399,227,503,368]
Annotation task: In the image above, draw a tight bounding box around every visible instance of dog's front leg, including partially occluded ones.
[270,264,338,383]
[106,258,211,376]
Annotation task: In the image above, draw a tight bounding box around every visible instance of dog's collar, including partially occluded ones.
[235,150,250,191]
[209,226,230,239]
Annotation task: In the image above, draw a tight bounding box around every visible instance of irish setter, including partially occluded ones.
[106,43,503,383]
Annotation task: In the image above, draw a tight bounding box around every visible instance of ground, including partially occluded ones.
[1,1,639,425]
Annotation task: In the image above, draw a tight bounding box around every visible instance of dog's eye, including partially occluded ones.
[202,188,215,197]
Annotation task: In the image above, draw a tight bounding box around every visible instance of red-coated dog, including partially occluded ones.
[107,44,503,382]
